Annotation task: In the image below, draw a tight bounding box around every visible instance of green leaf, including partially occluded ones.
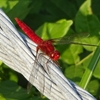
[36,19,73,39]
[93,60,100,79]
[64,51,94,82]
[9,72,18,82]
[92,0,100,20]
[50,0,77,18]
[61,44,83,64]
[7,0,32,23]
[0,61,3,66]
[80,36,99,51]
[86,80,99,96]
[75,0,92,30]
[0,0,18,12]
[29,0,43,14]
[75,0,100,52]
[0,80,29,99]
[0,95,6,100]
[75,0,100,35]
[64,64,84,83]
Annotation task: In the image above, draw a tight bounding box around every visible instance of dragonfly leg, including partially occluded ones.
[28,55,43,93]
[33,50,46,93]
[37,53,59,93]
[27,82,32,94]
[36,46,39,57]
[37,52,50,73]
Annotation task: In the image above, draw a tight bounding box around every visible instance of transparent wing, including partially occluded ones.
[29,59,44,93]
[46,33,99,47]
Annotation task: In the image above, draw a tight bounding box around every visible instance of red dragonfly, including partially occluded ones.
[15,18,60,61]
[15,18,98,62]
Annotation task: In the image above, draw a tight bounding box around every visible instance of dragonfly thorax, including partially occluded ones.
[50,50,60,61]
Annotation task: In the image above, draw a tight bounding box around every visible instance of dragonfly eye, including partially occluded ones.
[50,51,60,61]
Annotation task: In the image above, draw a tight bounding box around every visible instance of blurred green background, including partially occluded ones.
[0,0,100,100]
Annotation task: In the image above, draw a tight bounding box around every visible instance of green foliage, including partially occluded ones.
[0,0,100,99]
[0,80,47,100]
[0,80,29,100]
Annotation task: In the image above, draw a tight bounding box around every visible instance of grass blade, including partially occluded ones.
[79,46,100,89]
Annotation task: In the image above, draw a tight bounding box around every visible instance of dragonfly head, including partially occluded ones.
[50,50,60,61]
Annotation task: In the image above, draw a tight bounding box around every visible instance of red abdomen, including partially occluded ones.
[15,18,43,44]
